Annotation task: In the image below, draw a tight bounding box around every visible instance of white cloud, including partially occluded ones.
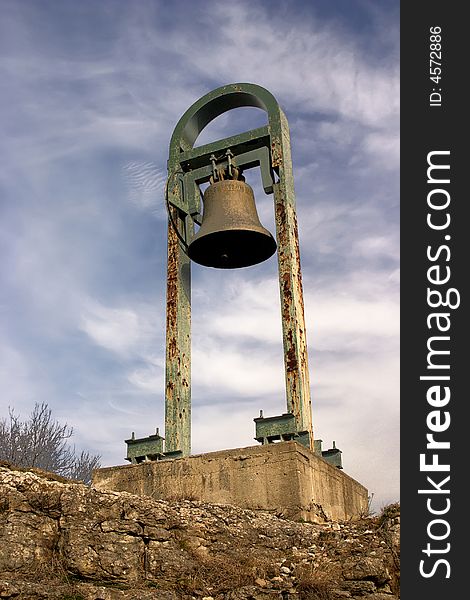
[194,276,282,344]
[307,292,399,349]
[79,299,163,358]
[0,347,36,413]
[80,304,141,356]
[127,359,165,394]
[122,161,167,211]
[165,2,399,130]
[193,342,285,400]
[362,130,400,170]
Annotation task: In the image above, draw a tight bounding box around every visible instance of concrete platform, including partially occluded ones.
[92,441,368,523]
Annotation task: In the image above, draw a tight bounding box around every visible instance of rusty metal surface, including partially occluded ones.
[270,109,313,449]
[164,206,191,456]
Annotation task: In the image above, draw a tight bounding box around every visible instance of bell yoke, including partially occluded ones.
[165,83,313,457]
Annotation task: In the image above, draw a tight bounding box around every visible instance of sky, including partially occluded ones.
[0,0,399,512]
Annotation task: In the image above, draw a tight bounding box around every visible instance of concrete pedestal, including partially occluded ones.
[92,441,368,523]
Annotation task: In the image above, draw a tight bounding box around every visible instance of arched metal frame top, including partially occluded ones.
[168,83,283,156]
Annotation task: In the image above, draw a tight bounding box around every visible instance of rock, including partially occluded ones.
[342,556,391,585]
[363,595,399,600]
[0,580,20,597]
[342,580,376,595]
[226,586,279,599]
[0,464,400,599]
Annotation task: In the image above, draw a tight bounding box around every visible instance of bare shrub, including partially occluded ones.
[295,564,335,600]
[173,550,267,596]
[0,403,101,484]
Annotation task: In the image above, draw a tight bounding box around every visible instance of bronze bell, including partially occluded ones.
[188,179,277,268]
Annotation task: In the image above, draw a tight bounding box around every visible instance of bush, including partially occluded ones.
[0,402,101,484]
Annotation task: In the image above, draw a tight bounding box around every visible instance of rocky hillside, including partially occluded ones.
[0,462,399,600]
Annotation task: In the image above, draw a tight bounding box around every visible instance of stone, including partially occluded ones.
[363,595,399,600]
[0,581,20,597]
[342,580,376,595]
[342,557,391,585]
[0,463,400,599]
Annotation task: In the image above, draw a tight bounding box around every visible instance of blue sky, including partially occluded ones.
[0,0,399,511]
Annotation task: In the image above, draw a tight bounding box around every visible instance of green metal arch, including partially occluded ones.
[164,82,313,457]
[169,82,282,156]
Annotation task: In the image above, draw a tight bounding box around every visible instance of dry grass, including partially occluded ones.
[377,501,400,525]
[10,552,88,600]
[170,551,268,595]
[376,502,400,597]
[295,565,335,600]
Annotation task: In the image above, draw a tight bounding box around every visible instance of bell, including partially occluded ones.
[188,179,277,269]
